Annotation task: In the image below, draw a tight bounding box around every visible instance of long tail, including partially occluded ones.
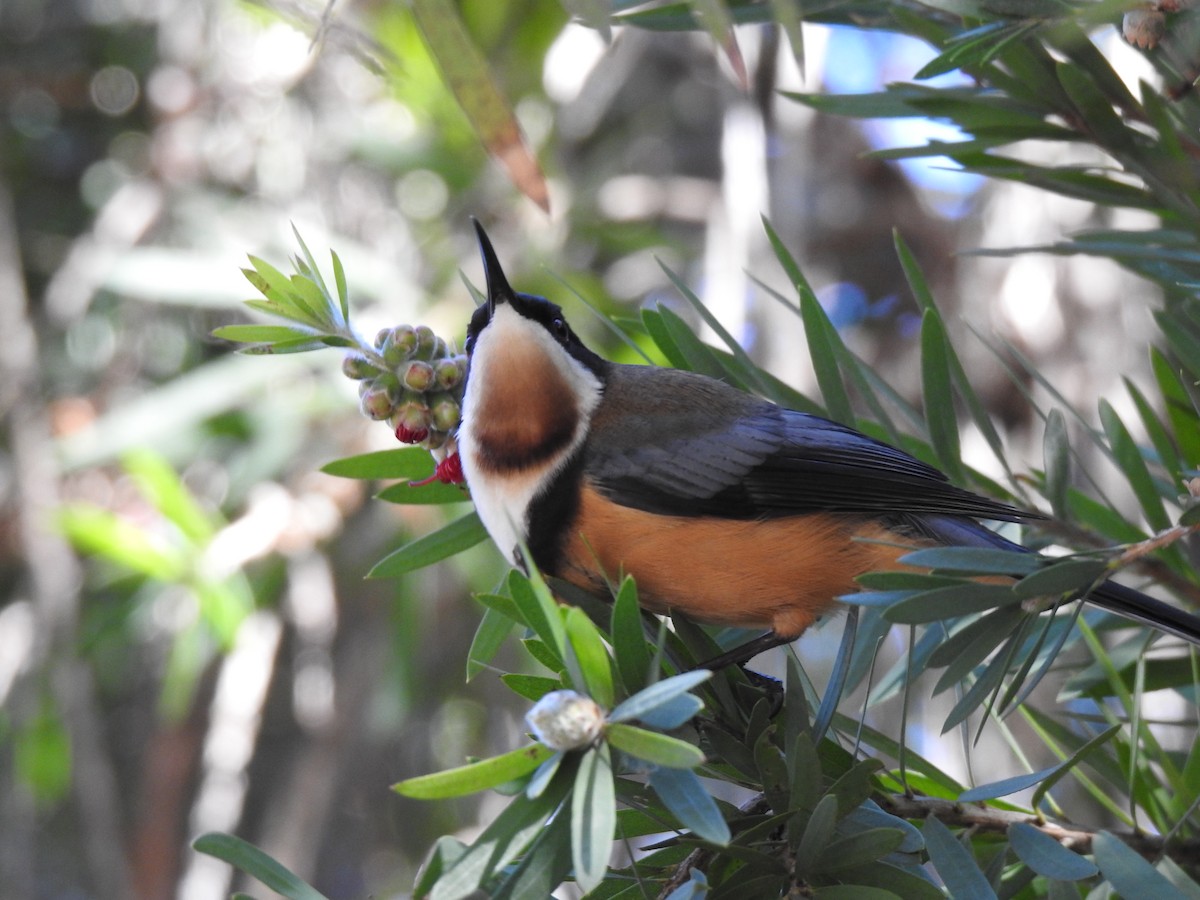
[917,515,1200,647]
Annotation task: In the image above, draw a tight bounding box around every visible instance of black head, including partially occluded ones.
[465,220,606,376]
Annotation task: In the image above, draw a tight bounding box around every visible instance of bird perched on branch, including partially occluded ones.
[457,220,1200,666]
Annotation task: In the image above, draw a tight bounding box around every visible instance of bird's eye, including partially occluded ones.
[551,317,569,341]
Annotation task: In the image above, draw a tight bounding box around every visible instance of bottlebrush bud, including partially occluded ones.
[360,384,394,420]
[342,354,380,380]
[430,393,461,432]
[391,396,431,444]
[434,358,462,390]
[401,360,435,392]
[414,325,437,359]
[384,324,418,368]
[526,690,604,752]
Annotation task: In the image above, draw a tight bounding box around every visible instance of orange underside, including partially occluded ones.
[560,485,919,639]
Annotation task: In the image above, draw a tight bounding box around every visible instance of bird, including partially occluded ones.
[456,220,1200,666]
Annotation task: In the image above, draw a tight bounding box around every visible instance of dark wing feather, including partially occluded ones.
[584,365,1032,524]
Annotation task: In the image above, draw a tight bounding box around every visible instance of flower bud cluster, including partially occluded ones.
[342,324,468,451]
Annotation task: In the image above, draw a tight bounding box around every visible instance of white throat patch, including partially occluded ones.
[458,304,603,565]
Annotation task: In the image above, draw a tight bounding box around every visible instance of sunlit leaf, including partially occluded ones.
[366,512,489,578]
[393,743,554,799]
[606,723,704,769]
[565,606,614,709]
[409,0,549,210]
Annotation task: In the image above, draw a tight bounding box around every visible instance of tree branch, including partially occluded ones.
[876,794,1200,865]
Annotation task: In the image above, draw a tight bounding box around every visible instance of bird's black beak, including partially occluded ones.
[472,219,514,320]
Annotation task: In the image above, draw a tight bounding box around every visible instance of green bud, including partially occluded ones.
[374,328,392,350]
[401,359,435,392]
[360,385,394,420]
[414,325,437,360]
[430,393,461,432]
[341,355,379,380]
[391,397,431,444]
[434,358,463,391]
[425,429,447,451]
[376,371,401,403]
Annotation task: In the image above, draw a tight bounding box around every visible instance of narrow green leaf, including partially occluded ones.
[1007,822,1098,881]
[799,290,855,426]
[366,512,489,578]
[636,693,703,730]
[375,480,470,505]
[321,447,437,480]
[641,308,691,370]
[572,744,616,893]
[409,0,548,210]
[885,583,1020,624]
[612,576,653,695]
[1125,377,1184,488]
[922,816,998,900]
[813,605,857,743]
[1013,558,1107,600]
[930,605,1025,695]
[940,633,1017,733]
[490,801,573,900]
[649,766,731,845]
[509,567,568,665]
[605,723,704,769]
[958,763,1062,802]
[812,886,901,900]
[393,743,553,799]
[331,250,349,325]
[430,774,571,900]
[660,260,768,394]
[609,670,712,724]
[289,226,339,322]
[1099,399,1172,531]
[655,305,739,384]
[565,606,615,709]
[1056,62,1135,154]
[1029,723,1121,812]
[58,506,185,581]
[411,836,467,900]
[1093,831,1188,900]
[500,673,560,702]
[212,324,319,344]
[1043,408,1070,518]
[813,828,907,874]
[920,309,965,481]
[1151,347,1200,467]
[763,215,813,296]
[123,449,214,544]
[898,547,1039,576]
[795,794,838,875]
[192,833,328,900]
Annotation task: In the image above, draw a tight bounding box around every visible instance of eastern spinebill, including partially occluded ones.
[457,220,1200,665]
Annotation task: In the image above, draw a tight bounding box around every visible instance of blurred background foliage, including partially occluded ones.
[2,0,1199,897]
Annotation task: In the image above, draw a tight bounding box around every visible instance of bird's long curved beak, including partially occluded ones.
[472,219,513,320]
